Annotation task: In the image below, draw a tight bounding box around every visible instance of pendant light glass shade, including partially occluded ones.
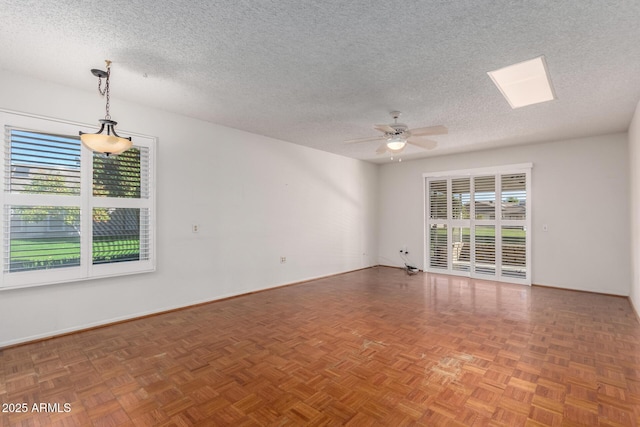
[80,119,132,155]
[386,135,406,151]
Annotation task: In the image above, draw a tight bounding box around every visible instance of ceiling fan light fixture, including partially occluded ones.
[386,135,406,151]
[79,60,132,156]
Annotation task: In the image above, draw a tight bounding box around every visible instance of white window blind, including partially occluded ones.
[1,111,156,289]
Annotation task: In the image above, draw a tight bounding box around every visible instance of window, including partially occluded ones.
[424,164,531,285]
[1,111,155,289]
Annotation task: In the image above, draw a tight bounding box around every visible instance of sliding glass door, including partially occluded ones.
[424,165,531,285]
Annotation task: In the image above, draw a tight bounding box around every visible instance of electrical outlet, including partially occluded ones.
[280,256,286,263]
[192,224,199,233]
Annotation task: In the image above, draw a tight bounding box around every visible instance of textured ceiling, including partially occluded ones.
[1,1,640,163]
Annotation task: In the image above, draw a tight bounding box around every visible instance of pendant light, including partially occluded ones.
[79,60,132,156]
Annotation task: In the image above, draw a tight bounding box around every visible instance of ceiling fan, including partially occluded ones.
[345,111,447,154]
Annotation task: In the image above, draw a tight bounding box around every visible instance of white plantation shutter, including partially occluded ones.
[474,225,495,275]
[473,176,496,277]
[501,173,526,220]
[474,176,496,220]
[500,173,527,278]
[1,111,156,289]
[451,178,470,220]
[6,129,81,195]
[451,226,470,272]
[3,129,82,275]
[502,226,526,278]
[429,224,448,269]
[92,207,150,264]
[425,164,531,285]
[4,205,81,273]
[93,147,150,199]
[428,180,448,269]
[429,180,447,220]
[91,146,152,267]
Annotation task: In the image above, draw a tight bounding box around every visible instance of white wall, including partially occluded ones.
[0,70,379,347]
[629,100,640,314]
[378,134,630,295]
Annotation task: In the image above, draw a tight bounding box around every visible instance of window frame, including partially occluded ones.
[0,110,156,290]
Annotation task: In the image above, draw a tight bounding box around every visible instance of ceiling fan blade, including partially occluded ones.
[409,125,448,137]
[344,135,385,144]
[374,124,395,133]
[407,137,438,150]
[375,143,388,154]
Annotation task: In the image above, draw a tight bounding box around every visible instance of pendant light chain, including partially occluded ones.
[97,61,112,120]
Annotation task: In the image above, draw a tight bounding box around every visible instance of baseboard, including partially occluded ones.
[378,263,422,271]
[630,297,640,324]
[532,282,628,298]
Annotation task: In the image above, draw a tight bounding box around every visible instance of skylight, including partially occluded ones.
[488,56,556,109]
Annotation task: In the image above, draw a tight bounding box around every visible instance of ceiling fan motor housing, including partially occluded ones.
[389,124,408,136]
[389,111,408,136]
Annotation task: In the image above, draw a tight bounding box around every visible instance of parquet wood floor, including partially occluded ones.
[2,267,640,426]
